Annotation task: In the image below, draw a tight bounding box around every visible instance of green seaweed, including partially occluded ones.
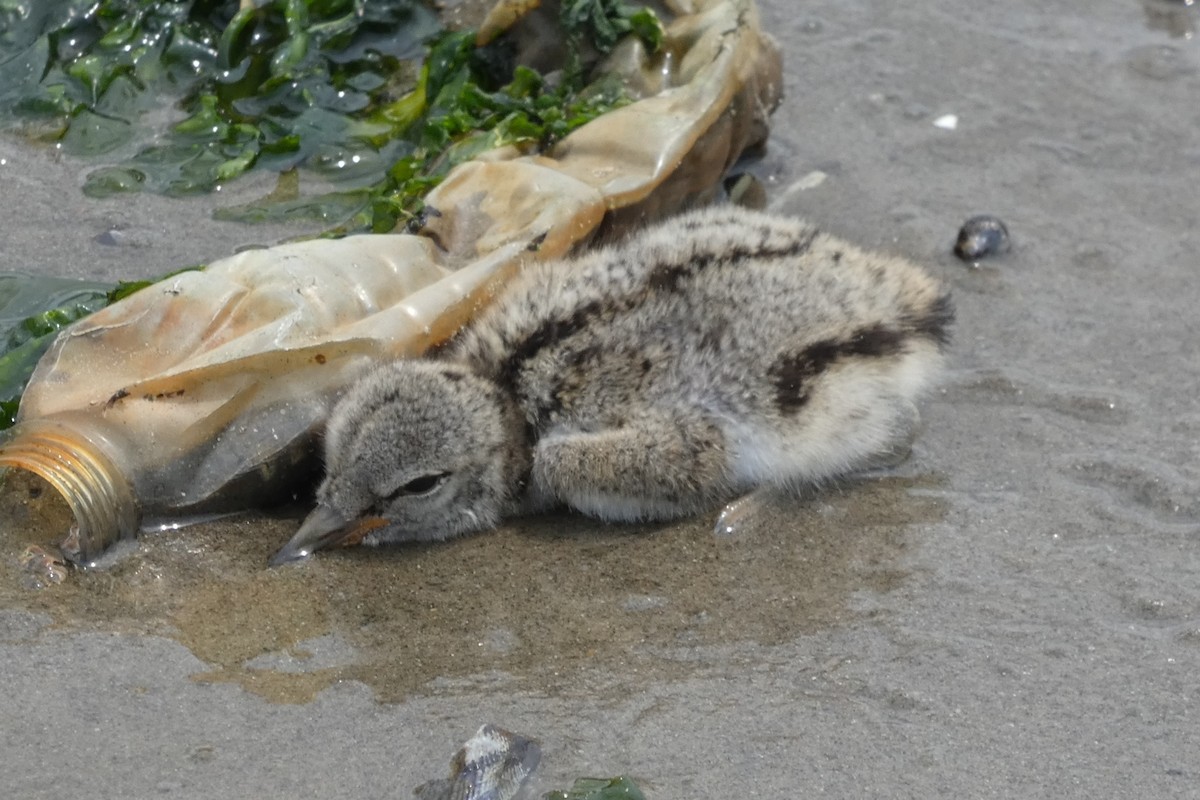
[543,776,648,800]
[0,274,113,430]
[562,0,665,54]
[0,0,664,232]
[0,269,203,431]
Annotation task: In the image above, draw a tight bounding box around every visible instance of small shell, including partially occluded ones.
[415,725,541,800]
[954,215,1011,261]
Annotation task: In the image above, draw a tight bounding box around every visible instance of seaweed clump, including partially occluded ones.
[0,0,663,232]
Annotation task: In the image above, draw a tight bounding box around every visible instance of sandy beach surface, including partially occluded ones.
[2,1,1199,797]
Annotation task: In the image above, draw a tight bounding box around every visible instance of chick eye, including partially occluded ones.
[392,471,450,498]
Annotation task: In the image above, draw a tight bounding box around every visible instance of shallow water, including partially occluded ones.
[3,0,1200,797]
[0,469,944,704]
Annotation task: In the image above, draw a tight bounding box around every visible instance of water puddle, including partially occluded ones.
[0,468,946,704]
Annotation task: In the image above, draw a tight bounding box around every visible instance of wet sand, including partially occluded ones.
[3,1,1199,797]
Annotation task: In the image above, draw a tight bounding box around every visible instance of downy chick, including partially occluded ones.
[270,206,952,563]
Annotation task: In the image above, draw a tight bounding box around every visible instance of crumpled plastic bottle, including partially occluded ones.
[0,0,782,565]
[0,236,531,564]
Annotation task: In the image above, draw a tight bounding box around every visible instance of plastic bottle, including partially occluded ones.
[0,235,531,564]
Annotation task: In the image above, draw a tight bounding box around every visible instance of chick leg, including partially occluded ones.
[532,407,732,522]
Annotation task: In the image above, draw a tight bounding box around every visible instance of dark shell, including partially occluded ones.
[954,215,1011,261]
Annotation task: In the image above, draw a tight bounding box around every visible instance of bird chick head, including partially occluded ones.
[270,360,518,564]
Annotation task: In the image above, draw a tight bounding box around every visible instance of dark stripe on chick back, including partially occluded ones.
[498,300,605,392]
[498,225,820,397]
[646,230,817,295]
[908,292,955,348]
[770,323,907,415]
[844,323,906,358]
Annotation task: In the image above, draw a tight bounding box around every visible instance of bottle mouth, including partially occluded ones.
[0,417,139,566]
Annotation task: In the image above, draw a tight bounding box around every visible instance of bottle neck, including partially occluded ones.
[0,417,139,566]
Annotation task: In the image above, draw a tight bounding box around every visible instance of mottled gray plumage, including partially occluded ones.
[271,206,952,563]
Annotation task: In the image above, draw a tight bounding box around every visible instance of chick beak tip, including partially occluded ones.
[268,504,354,567]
